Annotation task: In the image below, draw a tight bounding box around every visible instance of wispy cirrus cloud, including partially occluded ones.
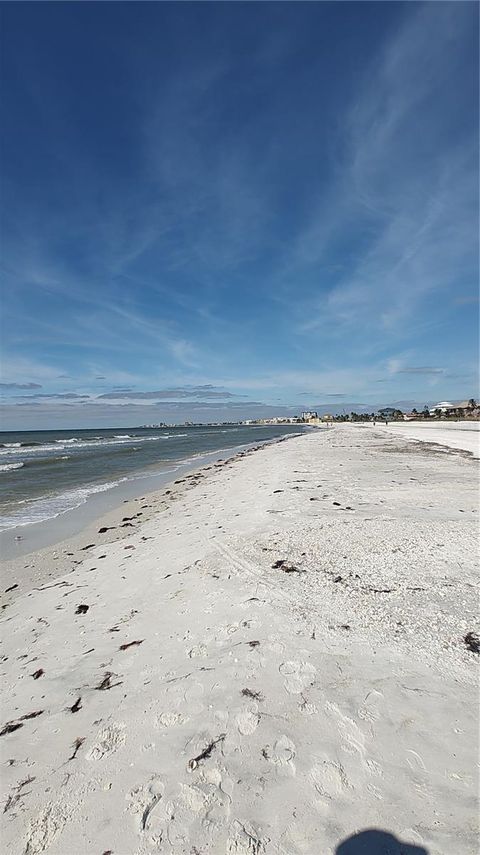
[395,367,444,376]
[15,392,90,400]
[290,3,477,342]
[0,382,42,390]
[97,387,239,400]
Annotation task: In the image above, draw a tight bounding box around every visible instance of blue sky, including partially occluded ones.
[1,1,478,429]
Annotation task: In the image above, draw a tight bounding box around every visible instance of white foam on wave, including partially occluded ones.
[0,478,128,530]
[1,442,65,456]
[0,462,24,472]
[0,434,165,457]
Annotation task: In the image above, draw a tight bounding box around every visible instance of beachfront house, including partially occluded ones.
[429,401,454,415]
[377,407,397,420]
[428,399,480,418]
[300,411,322,425]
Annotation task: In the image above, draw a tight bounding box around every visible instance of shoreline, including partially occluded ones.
[0,432,304,564]
[0,434,301,602]
[1,426,477,854]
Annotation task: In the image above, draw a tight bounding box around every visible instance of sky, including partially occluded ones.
[1,1,478,429]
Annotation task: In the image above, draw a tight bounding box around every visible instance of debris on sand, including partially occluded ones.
[241,688,264,701]
[0,722,23,737]
[68,737,85,761]
[70,697,82,713]
[188,734,226,771]
[31,669,44,680]
[1,710,43,737]
[75,604,89,615]
[282,564,305,574]
[119,640,144,651]
[272,559,305,574]
[464,632,480,654]
[95,672,122,691]
[3,776,35,813]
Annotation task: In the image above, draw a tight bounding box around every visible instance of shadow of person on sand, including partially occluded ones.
[336,829,428,854]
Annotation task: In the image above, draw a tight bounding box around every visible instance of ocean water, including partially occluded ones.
[0,424,304,530]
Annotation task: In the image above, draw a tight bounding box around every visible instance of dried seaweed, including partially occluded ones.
[241,688,264,701]
[464,632,480,654]
[119,640,144,651]
[75,604,89,615]
[95,672,122,691]
[68,737,85,761]
[70,697,82,713]
[0,722,23,737]
[188,734,225,770]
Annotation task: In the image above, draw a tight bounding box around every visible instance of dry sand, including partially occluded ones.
[355,420,480,458]
[0,426,478,855]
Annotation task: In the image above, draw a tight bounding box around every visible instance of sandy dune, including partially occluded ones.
[1,427,478,855]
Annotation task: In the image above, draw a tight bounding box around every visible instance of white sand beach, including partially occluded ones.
[353,420,480,459]
[1,426,478,855]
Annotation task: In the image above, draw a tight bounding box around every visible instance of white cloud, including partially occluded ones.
[289,3,477,341]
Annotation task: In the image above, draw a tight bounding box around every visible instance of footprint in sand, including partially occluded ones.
[87,723,126,761]
[279,660,316,694]
[358,688,384,724]
[202,768,233,831]
[183,681,204,714]
[309,759,350,799]
[155,711,189,728]
[236,707,260,736]
[366,758,383,777]
[325,701,366,758]
[262,735,296,776]
[227,820,270,854]
[366,782,384,800]
[25,803,73,855]
[127,776,164,833]
[187,643,208,658]
[406,749,433,802]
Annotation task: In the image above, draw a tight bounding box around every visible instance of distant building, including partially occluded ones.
[428,399,479,417]
[428,401,454,415]
[301,411,318,422]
